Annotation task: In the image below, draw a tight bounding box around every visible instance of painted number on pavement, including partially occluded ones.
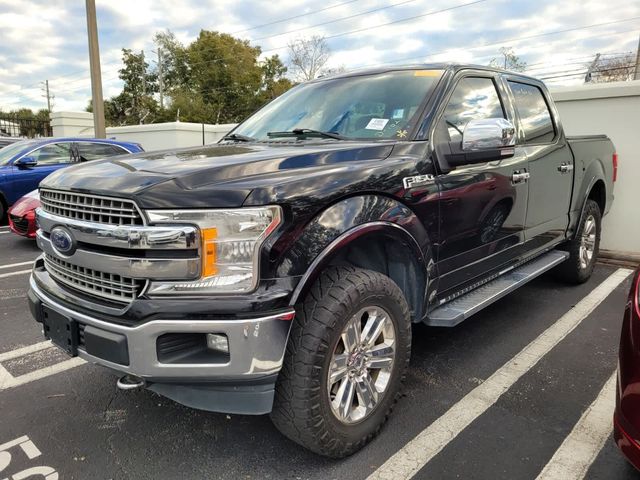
[0,435,57,480]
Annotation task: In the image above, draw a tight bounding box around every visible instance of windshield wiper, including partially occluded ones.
[222,133,255,142]
[267,128,347,140]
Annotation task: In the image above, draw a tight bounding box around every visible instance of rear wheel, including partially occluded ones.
[271,266,411,458]
[555,199,601,284]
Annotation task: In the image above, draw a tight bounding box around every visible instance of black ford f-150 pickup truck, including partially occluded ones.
[28,64,616,457]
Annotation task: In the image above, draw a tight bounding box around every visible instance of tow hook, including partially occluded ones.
[116,374,146,390]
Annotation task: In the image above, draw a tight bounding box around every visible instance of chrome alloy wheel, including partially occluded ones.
[579,214,597,269]
[327,307,396,424]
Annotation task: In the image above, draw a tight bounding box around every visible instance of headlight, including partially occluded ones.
[146,206,282,295]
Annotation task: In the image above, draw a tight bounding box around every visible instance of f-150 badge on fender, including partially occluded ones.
[403,174,435,189]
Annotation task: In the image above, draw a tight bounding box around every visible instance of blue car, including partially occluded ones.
[0,137,144,218]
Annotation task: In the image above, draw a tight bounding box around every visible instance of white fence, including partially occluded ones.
[51,82,640,255]
[50,111,236,151]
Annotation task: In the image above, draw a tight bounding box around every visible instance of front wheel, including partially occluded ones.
[555,199,602,284]
[271,266,411,458]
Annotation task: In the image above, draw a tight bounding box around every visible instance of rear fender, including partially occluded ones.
[571,158,607,239]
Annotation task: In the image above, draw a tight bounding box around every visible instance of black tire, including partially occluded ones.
[271,266,411,458]
[555,199,601,284]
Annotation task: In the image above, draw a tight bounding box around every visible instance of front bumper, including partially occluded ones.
[29,273,295,414]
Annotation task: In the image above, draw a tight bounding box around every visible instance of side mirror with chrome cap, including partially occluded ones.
[462,118,516,151]
[437,117,517,170]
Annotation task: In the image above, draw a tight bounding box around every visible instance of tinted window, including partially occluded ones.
[77,142,128,161]
[508,81,555,144]
[443,77,505,143]
[29,143,71,165]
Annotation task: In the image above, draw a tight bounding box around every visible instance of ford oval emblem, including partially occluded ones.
[50,226,76,255]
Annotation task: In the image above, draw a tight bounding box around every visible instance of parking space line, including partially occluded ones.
[0,357,86,391]
[0,269,32,279]
[0,341,52,362]
[368,268,633,480]
[3,357,86,390]
[0,260,34,270]
[536,371,616,480]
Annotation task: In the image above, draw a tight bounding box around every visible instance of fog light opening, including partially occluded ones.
[206,333,229,354]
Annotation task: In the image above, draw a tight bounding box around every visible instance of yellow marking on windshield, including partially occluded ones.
[414,70,441,77]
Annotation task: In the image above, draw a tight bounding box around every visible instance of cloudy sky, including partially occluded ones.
[1,0,638,112]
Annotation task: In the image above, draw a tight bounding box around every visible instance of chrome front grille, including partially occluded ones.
[40,189,143,226]
[44,253,144,304]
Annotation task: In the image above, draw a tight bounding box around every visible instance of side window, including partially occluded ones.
[508,81,555,144]
[29,143,71,165]
[442,77,505,144]
[77,143,128,161]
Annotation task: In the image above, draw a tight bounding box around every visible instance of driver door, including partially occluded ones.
[432,73,529,295]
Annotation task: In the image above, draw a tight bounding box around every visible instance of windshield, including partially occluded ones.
[233,69,443,141]
[0,140,38,166]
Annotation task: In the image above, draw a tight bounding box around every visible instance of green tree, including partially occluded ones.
[260,55,294,102]
[117,48,159,124]
[99,30,295,125]
[153,30,191,93]
[185,31,264,123]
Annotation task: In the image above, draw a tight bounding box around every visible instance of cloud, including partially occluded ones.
[0,0,638,111]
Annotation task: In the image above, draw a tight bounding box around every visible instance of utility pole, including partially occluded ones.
[584,53,601,83]
[141,50,147,95]
[85,0,106,138]
[634,34,640,80]
[157,48,164,109]
[41,80,54,112]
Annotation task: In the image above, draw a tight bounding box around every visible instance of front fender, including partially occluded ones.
[272,194,433,306]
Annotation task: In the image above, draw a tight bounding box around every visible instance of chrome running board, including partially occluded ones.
[425,250,569,327]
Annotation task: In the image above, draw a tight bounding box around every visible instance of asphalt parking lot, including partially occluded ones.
[0,224,638,480]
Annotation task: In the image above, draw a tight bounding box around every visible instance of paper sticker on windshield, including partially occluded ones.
[365,118,389,130]
[392,109,404,119]
[414,70,440,77]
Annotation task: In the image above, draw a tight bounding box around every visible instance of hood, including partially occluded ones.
[40,141,394,208]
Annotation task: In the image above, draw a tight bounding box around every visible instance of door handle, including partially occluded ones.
[511,172,530,184]
[558,164,574,174]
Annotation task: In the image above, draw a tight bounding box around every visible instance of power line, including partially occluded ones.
[229,0,360,35]
[540,63,636,80]
[251,0,419,41]
[523,52,632,72]
[361,20,640,68]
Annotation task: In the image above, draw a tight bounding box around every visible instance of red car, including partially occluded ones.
[8,189,39,238]
[615,266,640,470]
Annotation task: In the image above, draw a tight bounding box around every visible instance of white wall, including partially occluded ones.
[50,111,236,151]
[550,81,640,255]
[107,122,236,150]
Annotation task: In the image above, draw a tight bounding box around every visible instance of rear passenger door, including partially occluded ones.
[504,79,573,251]
[432,72,529,294]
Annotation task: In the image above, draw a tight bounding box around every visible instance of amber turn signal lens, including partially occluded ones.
[202,228,218,277]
